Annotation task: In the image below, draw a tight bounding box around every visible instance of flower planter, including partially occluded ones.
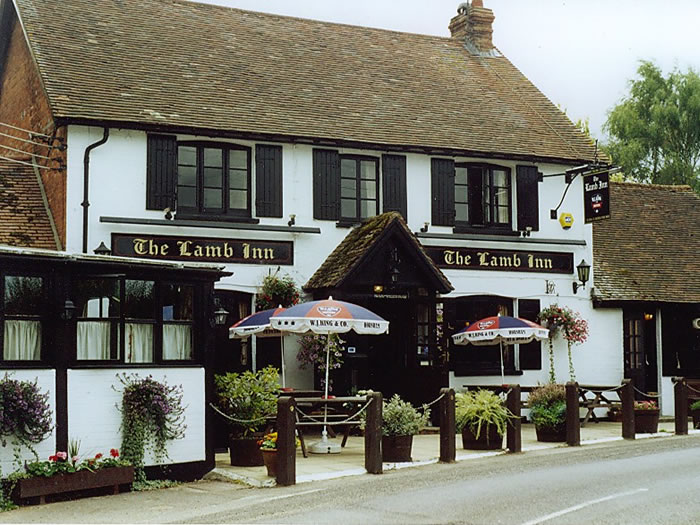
[229,436,264,466]
[8,466,134,505]
[535,424,567,442]
[634,409,660,433]
[382,434,413,462]
[461,425,503,450]
[261,449,277,477]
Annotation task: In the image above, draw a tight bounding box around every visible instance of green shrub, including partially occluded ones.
[455,390,513,439]
[528,384,566,429]
[381,395,430,437]
[690,400,700,412]
[530,401,566,430]
[214,366,280,437]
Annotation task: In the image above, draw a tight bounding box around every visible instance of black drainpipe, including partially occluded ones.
[82,128,109,253]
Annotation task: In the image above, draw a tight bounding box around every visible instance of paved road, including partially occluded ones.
[4,435,700,524]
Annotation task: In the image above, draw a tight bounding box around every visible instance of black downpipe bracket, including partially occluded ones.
[82,128,109,253]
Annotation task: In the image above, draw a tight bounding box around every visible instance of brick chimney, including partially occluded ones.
[448,1,495,55]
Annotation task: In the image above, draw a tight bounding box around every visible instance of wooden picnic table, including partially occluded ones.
[293,396,368,457]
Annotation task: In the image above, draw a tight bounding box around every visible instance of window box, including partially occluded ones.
[7,466,135,505]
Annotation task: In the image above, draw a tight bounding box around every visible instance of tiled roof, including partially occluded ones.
[0,159,57,249]
[304,212,452,293]
[14,0,596,163]
[592,182,700,304]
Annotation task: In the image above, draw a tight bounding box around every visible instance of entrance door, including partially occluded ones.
[624,310,658,396]
[212,290,252,451]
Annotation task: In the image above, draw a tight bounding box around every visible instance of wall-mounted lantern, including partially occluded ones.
[62,299,76,320]
[572,259,591,294]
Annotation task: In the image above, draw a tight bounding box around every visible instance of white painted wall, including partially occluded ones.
[0,370,56,475]
[67,368,205,465]
[66,125,624,394]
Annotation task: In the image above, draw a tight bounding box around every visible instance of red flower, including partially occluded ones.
[110,448,119,458]
[48,455,57,462]
[95,453,103,459]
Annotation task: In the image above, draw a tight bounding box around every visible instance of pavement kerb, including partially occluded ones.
[205,427,700,488]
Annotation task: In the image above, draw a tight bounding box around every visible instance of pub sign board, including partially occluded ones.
[583,171,611,223]
[425,246,573,274]
[112,233,293,265]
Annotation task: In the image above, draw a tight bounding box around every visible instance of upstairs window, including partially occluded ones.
[432,160,538,234]
[2,275,43,361]
[147,135,282,221]
[340,156,379,222]
[177,143,251,218]
[313,149,404,223]
[455,164,511,229]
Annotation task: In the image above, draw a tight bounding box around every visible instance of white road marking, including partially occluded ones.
[520,488,649,525]
[258,487,325,503]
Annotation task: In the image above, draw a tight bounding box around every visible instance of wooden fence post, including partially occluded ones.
[506,384,521,453]
[439,388,456,463]
[565,382,580,446]
[621,379,635,440]
[673,377,688,436]
[276,396,296,486]
[365,392,383,474]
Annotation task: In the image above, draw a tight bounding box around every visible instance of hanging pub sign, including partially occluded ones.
[583,171,610,223]
[425,246,573,274]
[111,233,293,265]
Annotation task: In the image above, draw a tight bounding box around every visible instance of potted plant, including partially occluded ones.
[456,390,512,450]
[690,400,700,429]
[528,384,567,442]
[380,394,430,462]
[634,400,660,433]
[214,366,280,466]
[257,432,300,477]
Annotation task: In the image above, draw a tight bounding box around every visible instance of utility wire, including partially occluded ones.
[0,155,54,169]
[0,120,52,138]
[0,130,52,149]
[0,143,52,160]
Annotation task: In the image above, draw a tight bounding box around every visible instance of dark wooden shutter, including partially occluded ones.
[313,149,340,220]
[255,144,283,217]
[518,298,541,370]
[516,165,540,232]
[382,154,407,219]
[431,158,455,226]
[146,134,177,210]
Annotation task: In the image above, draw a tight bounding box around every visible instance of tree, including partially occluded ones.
[604,61,700,193]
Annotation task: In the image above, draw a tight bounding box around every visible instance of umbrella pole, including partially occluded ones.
[280,335,286,388]
[323,334,330,431]
[309,333,341,454]
[499,340,505,384]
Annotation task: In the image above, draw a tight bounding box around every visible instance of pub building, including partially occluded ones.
[0,0,664,474]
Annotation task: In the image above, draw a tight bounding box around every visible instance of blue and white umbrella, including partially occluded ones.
[271,297,389,453]
[452,315,549,382]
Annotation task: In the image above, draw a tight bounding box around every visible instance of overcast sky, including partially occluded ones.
[198,0,700,143]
